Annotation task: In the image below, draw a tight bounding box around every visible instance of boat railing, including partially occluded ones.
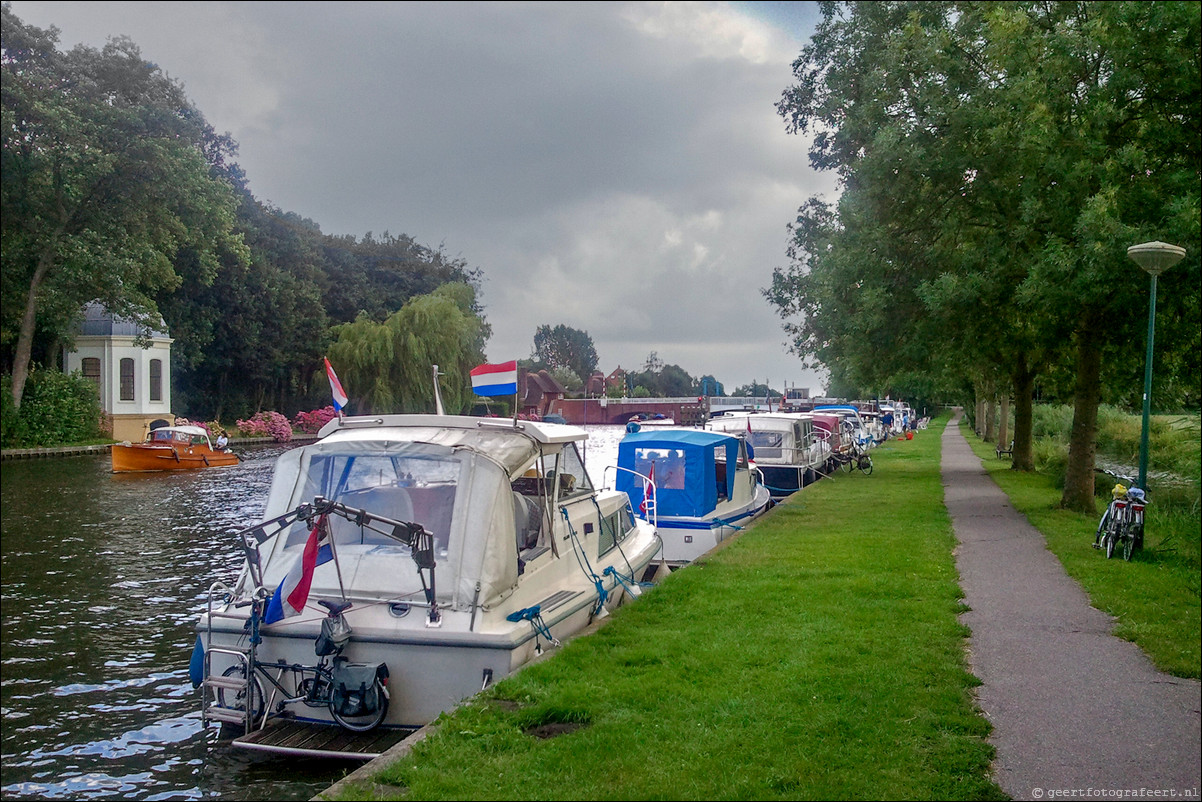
[603,465,657,528]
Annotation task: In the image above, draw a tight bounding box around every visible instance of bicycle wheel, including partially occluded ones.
[858,455,873,475]
[841,454,855,473]
[216,664,264,729]
[1122,528,1136,562]
[329,675,389,732]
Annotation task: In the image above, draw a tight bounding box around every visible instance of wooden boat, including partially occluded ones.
[111,425,239,472]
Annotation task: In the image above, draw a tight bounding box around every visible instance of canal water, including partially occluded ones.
[0,426,628,801]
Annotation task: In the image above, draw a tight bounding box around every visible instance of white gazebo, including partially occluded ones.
[62,302,175,442]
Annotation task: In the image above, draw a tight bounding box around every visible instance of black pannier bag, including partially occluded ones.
[315,615,351,657]
[330,659,389,717]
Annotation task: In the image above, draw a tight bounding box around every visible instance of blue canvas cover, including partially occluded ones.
[616,430,740,517]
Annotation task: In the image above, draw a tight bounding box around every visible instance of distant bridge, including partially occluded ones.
[549,396,784,426]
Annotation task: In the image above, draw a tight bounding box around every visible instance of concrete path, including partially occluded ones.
[943,412,1201,801]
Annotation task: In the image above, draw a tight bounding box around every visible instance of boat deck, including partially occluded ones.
[232,719,415,760]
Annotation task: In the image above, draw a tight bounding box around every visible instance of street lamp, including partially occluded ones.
[1126,240,1186,492]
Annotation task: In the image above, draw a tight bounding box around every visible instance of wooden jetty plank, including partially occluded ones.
[233,719,413,760]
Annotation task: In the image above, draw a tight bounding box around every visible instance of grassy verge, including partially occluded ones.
[323,415,1004,801]
[961,423,1201,679]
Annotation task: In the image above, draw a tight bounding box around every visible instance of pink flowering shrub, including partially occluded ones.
[173,417,212,437]
[293,406,338,434]
[235,411,294,442]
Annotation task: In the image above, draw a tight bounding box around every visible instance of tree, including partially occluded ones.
[1,6,246,408]
[770,1,1200,512]
[326,282,487,414]
[531,324,598,386]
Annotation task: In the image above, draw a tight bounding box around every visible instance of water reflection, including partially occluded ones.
[1,427,628,800]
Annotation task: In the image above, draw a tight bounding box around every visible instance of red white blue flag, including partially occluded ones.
[263,516,333,624]
[325,357,349,412]
[470,360,518,397]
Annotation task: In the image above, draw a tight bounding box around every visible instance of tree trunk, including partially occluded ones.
[1012,355,1036,472]
[984,394,997,444]
[1061,319,1104,513]
[11,247,57,411]
[998,394,1011,454]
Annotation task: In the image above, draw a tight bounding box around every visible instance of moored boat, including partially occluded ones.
[111,425,239,472]
[613,429,770,568]
[193,413,661,745]
[705,412,831,498]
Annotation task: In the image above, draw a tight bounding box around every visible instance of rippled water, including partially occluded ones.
[0,426,628,801]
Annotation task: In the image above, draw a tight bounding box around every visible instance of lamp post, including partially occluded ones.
[1126,241,1186,491]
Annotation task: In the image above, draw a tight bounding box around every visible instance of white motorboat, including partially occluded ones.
[193,413,661,741]
[706,412,831,499]
[613,429,771,568]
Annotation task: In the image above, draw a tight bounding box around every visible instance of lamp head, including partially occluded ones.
[1127,241,1186,277]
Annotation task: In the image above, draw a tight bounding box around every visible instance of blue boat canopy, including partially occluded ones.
[616,430,741,517]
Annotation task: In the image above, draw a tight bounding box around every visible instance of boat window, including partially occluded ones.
[288,453,458,553]
[597,505,635,557]
[554,442,594,498]
[632,448,686,490]
[748,431,784,459]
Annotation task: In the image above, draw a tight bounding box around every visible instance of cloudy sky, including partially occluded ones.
[11,1,839,395]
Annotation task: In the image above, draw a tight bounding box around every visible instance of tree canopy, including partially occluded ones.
[1,4,247,408]
[768,0,1200,511]
[531,324,598,386]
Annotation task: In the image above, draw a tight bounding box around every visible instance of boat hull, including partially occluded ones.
[655,485,771,565]
[199,536,657,731]
[111,443,239,472]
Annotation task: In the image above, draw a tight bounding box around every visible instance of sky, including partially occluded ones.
[10,1,839,396]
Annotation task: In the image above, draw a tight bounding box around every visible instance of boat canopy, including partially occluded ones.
[616,430,740,518]
[253,420,565,612]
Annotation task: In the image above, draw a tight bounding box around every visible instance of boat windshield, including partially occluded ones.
[283,451,458,553]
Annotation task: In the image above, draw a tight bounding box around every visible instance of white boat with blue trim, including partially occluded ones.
[613,429,771,568]
[192,413,661,746]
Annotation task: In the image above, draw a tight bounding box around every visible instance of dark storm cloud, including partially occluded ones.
[11,1,837,394]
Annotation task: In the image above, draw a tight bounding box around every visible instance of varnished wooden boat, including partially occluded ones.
[111,425,239,472]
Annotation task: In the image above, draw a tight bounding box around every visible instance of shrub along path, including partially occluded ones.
[945,411,1201,799]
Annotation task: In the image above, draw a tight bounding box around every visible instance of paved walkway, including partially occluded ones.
[943,412,1201,801]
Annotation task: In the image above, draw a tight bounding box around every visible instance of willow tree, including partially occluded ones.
[326,282,487,414]
[1,7,246,409]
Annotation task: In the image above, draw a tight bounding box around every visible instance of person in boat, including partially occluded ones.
[626,416,642,434]
[215,433,229,450]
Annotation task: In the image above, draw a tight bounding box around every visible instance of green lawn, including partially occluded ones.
[323,414,1004,801]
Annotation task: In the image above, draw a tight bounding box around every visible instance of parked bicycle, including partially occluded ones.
[1093,484,1146,562]
[205,591,390,733]
[832,440,873,475]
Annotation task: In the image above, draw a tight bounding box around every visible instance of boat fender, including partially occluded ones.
[171,447,180,462]
[189,636,205,689]
[202,454,210,466]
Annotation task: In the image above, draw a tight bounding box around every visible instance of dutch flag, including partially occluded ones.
[262,517,334,624]
[325,357,349,412]
[470,360,518,397]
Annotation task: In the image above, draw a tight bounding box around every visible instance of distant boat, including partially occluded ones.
[706,412,830,499]
[111,425,239,472]
[614,429,771,568]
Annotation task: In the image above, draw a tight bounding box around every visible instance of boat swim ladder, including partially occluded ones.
[200,581,262,734]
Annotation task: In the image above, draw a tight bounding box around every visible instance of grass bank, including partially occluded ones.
[322,415,1004,801]
[962,424,1201,679]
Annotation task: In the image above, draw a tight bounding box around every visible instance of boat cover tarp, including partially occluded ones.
[257,432,526,611]
[616,430,739,517]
